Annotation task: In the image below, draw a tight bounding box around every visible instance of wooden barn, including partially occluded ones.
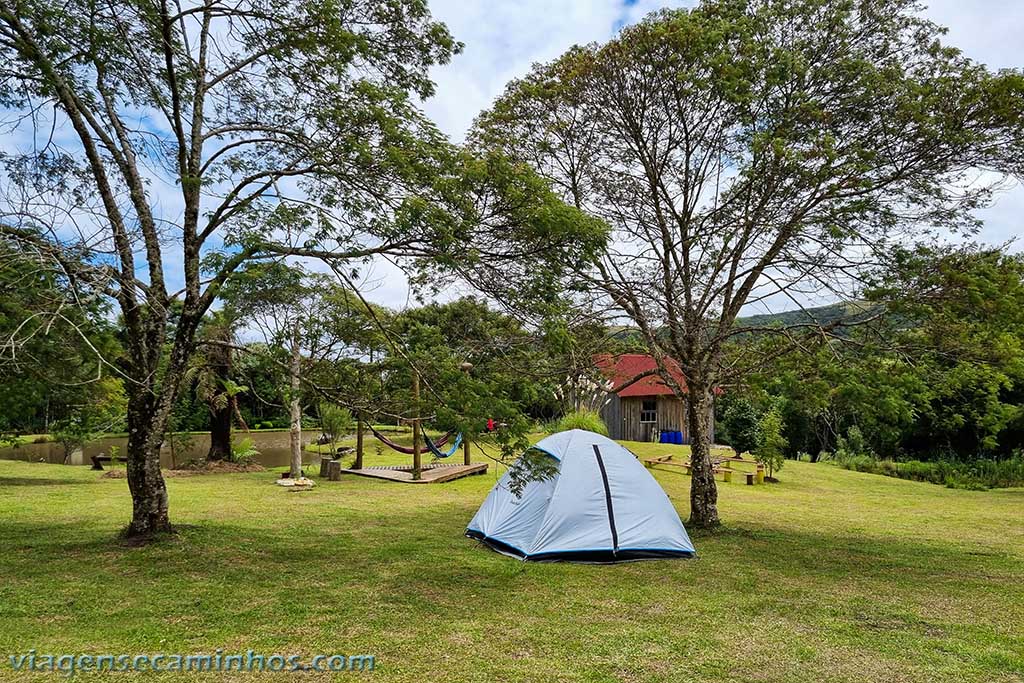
[594,354,714,443]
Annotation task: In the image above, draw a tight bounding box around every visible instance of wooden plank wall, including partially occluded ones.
[601,395,686,442]
[656,396,686,438]
[600,393,715,443]
[600,394,624,440]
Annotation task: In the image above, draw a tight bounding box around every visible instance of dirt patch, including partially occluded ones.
[99,460,266,479]
[171,460,266,475]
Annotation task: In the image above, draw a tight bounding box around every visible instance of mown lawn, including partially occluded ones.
[1,438,1022,682]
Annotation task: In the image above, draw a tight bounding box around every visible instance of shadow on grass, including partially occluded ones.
[0,476,94,487]
[2,502,1015,593]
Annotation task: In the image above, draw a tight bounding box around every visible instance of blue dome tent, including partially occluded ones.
[466,430,696,563]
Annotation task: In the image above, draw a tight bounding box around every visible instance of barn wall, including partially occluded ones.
[600,394,624,440]
[656,396,686,438]
[599,393,714,443]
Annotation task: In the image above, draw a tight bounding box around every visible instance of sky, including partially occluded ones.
[344,0,1024,310]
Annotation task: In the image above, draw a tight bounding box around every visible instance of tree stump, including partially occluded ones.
[320,455,334,478]
[327,460,342,482]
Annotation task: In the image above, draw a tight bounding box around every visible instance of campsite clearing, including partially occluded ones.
[0,439,1022,682]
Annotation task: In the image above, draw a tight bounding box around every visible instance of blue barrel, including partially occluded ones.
[659,431,667,444]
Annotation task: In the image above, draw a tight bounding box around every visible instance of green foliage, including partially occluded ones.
[49,377,127,462]
[731,246,1024,465]
[505,448,561,497]
[830,453,1024,490]
[230,438,261,465]
[550,409,609,436]
[50,418,95,463]
[835,425,873,461]
[719,397,762,457]
[318,403,354,454]
[754,408,788,479]
[0,434,27,448]
[0,235,123,435]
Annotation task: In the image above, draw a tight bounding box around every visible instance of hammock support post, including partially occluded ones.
[459,361,474,466]
[355,412,364,470]
[412,373,422,481]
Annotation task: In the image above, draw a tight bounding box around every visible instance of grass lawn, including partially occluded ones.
[1,439,1022,682]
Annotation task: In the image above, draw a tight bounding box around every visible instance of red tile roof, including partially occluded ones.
[593,353,688,397]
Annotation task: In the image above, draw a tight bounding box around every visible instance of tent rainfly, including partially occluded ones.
[466,430,696,562]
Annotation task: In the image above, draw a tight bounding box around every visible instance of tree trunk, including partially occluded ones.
[206,326,233,460]
[686,383,720,528]
[207,404,232,461]
[288,321,303,479]
[124,393,172,538]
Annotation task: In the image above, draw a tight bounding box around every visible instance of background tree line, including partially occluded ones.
[716,245,1024,488]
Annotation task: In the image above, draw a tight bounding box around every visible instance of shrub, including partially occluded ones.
[552,409,608,436]
[835,425,872,460]
[829,452,1024,490]
[754,408,788,479]
[719,397,761,457]
[231,437,261,465]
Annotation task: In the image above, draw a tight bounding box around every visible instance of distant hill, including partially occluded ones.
[735,301,875,329]
[603,301,878,346]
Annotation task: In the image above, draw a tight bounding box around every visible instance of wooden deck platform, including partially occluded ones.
[338,462,488,484]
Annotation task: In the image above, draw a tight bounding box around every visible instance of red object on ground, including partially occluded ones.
[487,419,495,432]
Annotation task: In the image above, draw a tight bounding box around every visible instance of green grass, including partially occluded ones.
[1,439,1023,682]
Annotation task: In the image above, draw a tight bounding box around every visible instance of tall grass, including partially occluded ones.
[830,453,1024,490]
[549,409,609,436]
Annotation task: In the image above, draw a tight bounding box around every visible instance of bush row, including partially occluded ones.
[829,453,1024,490]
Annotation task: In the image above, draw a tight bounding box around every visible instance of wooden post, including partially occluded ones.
[354,412,364,470]
[327,460,342,482]
[459,361,473,466]
[412,372,422,481]
[319,455,333,478]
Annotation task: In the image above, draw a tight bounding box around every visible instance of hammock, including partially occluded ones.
[425,431,464,459]
[368,424,451,455]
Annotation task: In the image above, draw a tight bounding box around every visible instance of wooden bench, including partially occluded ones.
[644,455,737,482]
[644,454,762,485]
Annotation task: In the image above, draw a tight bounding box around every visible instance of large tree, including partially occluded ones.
[474,0,1024,527]
[0,0,601,538]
